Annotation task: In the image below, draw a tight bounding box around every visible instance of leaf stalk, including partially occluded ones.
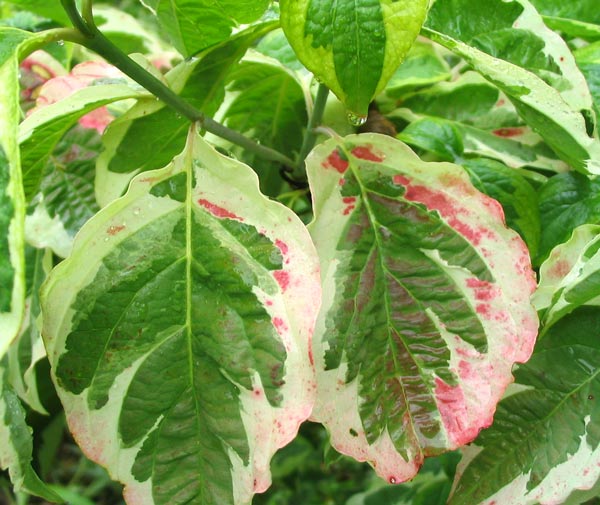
[295,83,329,177]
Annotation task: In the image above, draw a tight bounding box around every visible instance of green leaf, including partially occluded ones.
[575,42,600,119]
[398,116,564,173]
[538,172,600,263]
[534,224,600,333]
[542,17,600,42]
[449,306,600,505]
[96,21,277,207]
[94,5,166,55]
[6,246,52,414]
[384,40,451,99]
[221,53,308,197]
[1,0,70,26]
[529,0,600,23]
[41,128,321,505]
[307,133,538,484]
[396,72,520,130]
[0,28,31,360]
[462,158,540,258]
[280,0,429,118]
[0,364,63,502]
[38,126,101,238]
[255,28,305,72]
[19,82,146,200]
[423,0,600,174]
[150,0,270,57]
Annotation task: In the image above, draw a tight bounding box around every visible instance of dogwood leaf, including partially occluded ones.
[307,133,538,484]
[280,0,429,118]
[41,128,321,504]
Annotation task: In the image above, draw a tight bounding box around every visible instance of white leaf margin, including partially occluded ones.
[41,128,321,504]
[306,133,538,484]
[453,416,600,505]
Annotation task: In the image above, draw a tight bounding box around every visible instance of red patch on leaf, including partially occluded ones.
[197,199,243,220]
[351,145,384,162]
[393,174,411,186]
[322,149,349,173]
[273,270,290,291]
[467,278,500,301]
[275,239,289,255]
[403,184,484,244]
[493,127,523,138]
[548,258,572,279]
[435,378,477,447]
[273,316,288,334]
[476,303,491,317]
[342,196,357,216]
[107,225,125,235]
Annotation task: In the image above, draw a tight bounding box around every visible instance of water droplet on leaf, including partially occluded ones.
[57,40,64,46]
[347,112,367,126]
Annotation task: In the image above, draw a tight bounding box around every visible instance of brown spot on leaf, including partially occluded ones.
[107,225,125,235]
[493,127,523,137]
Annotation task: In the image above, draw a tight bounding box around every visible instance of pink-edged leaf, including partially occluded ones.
[306,133,538,484]
[41,127,321,504]
[29,61,125,133]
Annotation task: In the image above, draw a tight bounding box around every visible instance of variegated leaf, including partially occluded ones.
[6,246,52,414]
[307,133,538,484]
[19,82,145,200]
[280,0,429,119]
[423,0,600,174]
[0,28,32,360]
[533,224,600,333]
[41,127,320,505]
[95,22,276,207]
[450,306,600,505]
[0,363,62,502]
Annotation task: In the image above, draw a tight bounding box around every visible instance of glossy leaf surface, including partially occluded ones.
[423,0,600,174]
[19,82,144,200]
[534,224,600,333]
[0,364,63,502]
[221,53,308,197]
[96,22,276,206]
[280,0,429,117]
[146,0,270,57]
[538,172,600,263]
[450,306,600,505]
[41,128,321,504]
[0,28,31,360]
[307,133,538,484]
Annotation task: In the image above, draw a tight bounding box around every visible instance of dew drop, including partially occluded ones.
[104,237,110,242]
[389,476,397,484]
[57,40,64,46]
[347,111,367,126]
[133,207,141,216]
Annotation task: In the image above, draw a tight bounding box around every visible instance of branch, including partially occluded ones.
[295,83,329,177]
[58,0,296,168]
